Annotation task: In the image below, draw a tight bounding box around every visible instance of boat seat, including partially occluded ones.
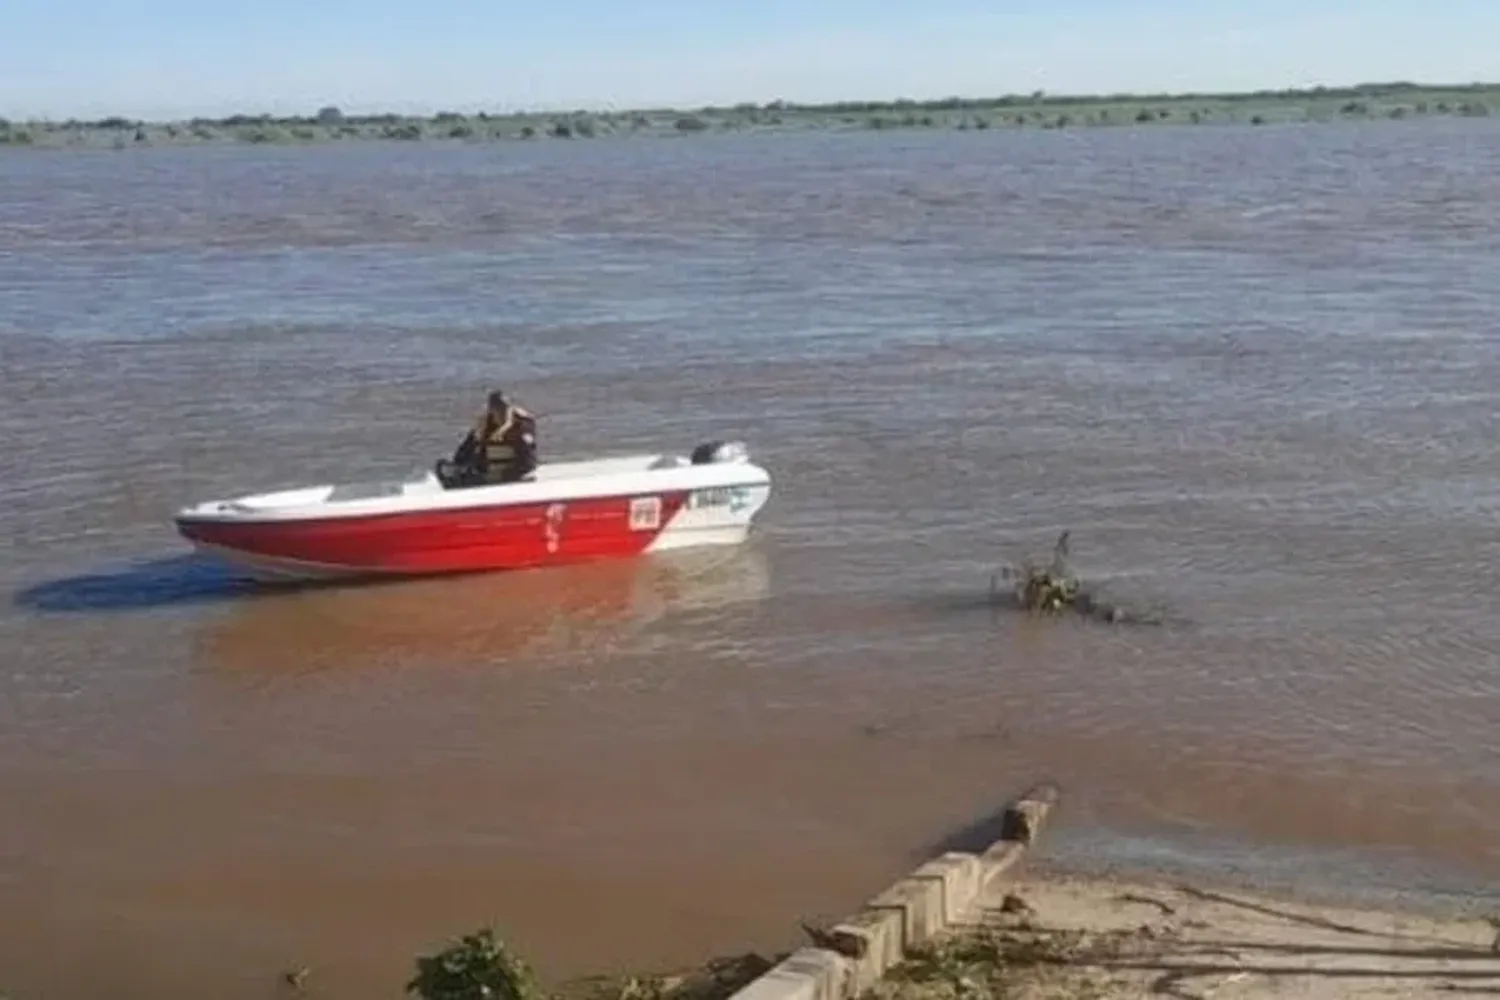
[434,459,537,490]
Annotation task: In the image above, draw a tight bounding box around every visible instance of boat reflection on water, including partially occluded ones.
[194,544,772,675]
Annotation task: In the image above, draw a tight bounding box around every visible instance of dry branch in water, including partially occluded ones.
[989,531,1162,626]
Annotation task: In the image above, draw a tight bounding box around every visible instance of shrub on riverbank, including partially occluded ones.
[401,928,774,1000]
[408,929,542,1000]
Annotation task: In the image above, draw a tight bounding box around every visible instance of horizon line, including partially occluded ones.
[4,77,1497,126]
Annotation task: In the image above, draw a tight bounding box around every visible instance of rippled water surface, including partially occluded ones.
[5,120,1500,999]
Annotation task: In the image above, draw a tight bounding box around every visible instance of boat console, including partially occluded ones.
[432,459,536,491]
[690,440,750,465]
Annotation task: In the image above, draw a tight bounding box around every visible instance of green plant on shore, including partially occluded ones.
[405,930,772,1000]
[409,928,542,1000]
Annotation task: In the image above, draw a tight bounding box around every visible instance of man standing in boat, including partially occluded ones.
[443,389,538,487]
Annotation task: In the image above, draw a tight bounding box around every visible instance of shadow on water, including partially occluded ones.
[11,554,260,614]
[919,800,1035,857]
[902,581,1176,630]
[13,545,777,625]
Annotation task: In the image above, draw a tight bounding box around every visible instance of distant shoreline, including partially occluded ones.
[1,81,1497,149]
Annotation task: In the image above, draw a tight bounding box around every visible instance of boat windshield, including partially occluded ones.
[326,480,408,503]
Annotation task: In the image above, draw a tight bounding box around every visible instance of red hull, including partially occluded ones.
[176,490,692,576]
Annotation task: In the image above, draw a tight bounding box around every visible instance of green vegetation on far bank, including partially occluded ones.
[1,81,1497,150]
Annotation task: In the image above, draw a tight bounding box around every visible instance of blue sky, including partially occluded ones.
[5,0,1500,120]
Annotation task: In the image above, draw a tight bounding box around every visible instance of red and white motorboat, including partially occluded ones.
[173,440,772,582]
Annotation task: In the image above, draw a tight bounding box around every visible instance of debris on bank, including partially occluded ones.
[868,872,1500,1000]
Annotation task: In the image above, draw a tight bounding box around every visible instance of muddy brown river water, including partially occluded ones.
[4,119,1500,999]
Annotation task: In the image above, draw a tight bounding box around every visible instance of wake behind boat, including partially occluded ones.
[173,439,772,583]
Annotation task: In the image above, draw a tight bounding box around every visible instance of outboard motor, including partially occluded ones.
[690,440,750,465]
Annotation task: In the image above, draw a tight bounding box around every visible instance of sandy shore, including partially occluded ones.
[865,868,1500,1000]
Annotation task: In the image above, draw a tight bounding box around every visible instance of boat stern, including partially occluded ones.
[644,442,773,553]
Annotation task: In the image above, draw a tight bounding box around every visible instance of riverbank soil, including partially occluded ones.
[870,871,1500,1000]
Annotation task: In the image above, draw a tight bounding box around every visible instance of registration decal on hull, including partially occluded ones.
[543,502,567,553]
[689,484,752,513]
[628,495,662,531]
